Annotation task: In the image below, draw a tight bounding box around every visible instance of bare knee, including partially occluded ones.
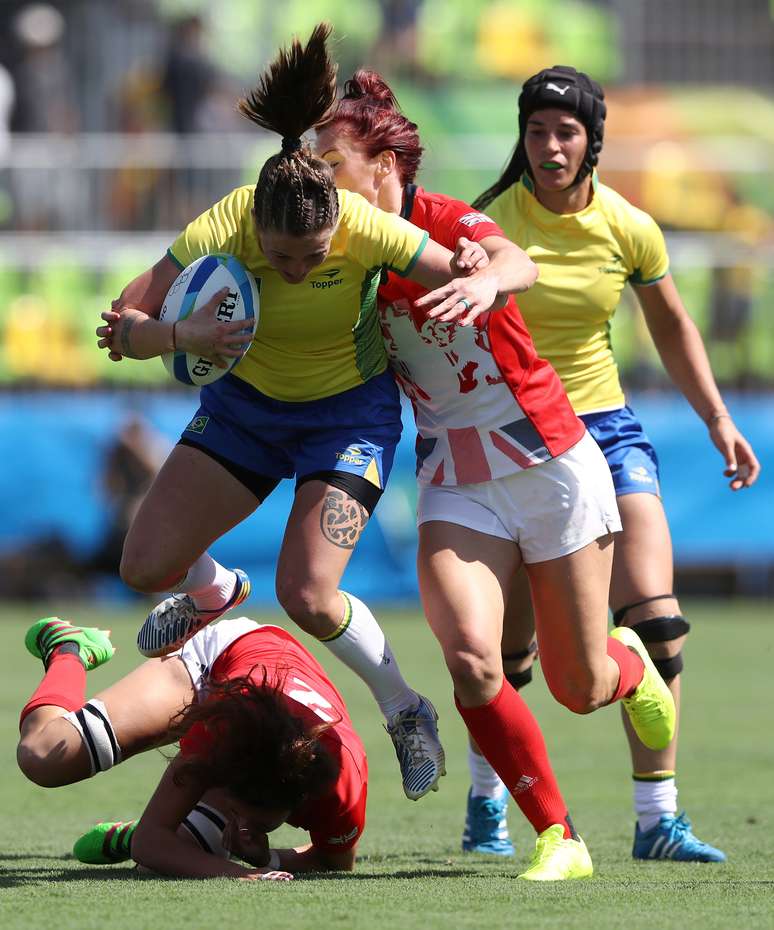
[120,544,177,594]
[17,737,69,788]
[445,646,502,702]
[275,577,338,637]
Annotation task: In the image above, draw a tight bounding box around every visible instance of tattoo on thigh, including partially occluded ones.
[320,489,368,549]
[119,314,138,358]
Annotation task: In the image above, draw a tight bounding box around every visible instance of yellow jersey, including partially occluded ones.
[169,186,429,401]
[487,174,669,414]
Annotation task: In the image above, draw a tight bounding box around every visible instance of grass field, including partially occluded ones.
[1,600,772,930]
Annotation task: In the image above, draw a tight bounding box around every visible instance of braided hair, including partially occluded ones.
[474,65,606,210]
[238,23,340,235]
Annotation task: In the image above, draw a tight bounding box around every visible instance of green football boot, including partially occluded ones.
[73,821,137,864]
[25,617,115,670]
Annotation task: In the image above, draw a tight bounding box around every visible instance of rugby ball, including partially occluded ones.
[159,253,259,386]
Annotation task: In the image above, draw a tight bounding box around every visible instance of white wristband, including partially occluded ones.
[267,849,280,870]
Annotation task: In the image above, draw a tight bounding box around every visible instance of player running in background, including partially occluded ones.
[93,24,519,802]
[315,71,676,881]
[17,615,367,879]
[467,66,760,862]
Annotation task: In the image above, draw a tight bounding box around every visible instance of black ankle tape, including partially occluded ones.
[48,641,80,666]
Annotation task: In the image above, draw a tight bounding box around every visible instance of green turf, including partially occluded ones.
[2,602,772,929]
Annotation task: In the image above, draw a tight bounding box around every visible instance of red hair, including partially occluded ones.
[320,70,423,185]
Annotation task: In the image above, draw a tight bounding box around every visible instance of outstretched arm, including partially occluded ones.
[410,236,537,326]
[635,274,760,490]
[131,761,292,881]
[271,842,356,873]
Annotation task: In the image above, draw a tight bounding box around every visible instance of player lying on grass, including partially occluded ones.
[17,616,367,879]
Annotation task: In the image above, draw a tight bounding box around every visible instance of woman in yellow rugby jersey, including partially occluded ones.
[465,65,760,861]
[95,25,530,802]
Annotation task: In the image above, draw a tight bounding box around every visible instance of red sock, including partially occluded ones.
[456,679,573,838]
[19,649,86,728]
[606,636,645,702]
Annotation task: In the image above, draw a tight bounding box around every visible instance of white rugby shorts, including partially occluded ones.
[173,616,271,696]
[417,430,621,563]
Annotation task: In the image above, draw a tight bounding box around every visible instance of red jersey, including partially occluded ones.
[180,624,367,852]
[378,185,584,485]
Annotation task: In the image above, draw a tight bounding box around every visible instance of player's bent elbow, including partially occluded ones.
[319,848,357,872]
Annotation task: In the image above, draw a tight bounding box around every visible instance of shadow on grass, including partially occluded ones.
[298,867,479,881]
[0,865,140,888]
[0,863,481,888]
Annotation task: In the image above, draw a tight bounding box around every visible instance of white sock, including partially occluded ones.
[176,554,236,611]
[468,745,507,799]
[634,776,678,832]
[321,591,417,721]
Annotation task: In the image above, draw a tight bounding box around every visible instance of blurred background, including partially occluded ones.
[0,0,772,606]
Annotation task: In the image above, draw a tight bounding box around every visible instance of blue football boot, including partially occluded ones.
[462,788,515,856]
[633,812,727,862]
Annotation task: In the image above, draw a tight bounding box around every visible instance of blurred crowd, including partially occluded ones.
[0,0,771,392]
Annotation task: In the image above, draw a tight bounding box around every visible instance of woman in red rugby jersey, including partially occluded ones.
[313,71,676,881]
[17,614,367,879]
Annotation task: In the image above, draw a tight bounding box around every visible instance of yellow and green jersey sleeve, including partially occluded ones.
[168,186,428,402]
[487,175,669,414]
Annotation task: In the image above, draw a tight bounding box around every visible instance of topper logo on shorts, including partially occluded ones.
[628,466,654,485]
[336,444,366,466]
[311,268,343,289]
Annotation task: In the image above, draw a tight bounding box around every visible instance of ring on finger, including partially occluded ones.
[459,298,471,311]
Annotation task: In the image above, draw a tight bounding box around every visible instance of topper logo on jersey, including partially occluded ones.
[599,253,625,275]
[311,268,343,289]
[546,82,570,95]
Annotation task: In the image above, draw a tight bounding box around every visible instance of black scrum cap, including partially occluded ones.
[518,65,607,184]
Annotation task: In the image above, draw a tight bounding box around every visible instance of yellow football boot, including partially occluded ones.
[611,625,676,751]
[518,824,593,881]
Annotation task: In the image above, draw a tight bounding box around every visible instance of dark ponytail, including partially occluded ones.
[238,23,340,235]
[473,143,527,211]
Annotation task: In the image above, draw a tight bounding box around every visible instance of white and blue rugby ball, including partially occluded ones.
[159,253,259,386]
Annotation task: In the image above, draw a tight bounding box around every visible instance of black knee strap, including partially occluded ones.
[629,614,690,682]
[613,594,676,626]
[629,615,691,643]
[505,667,534,690]
[502,641,537,690]
[653,653,684,681]
[502,642,537,663]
